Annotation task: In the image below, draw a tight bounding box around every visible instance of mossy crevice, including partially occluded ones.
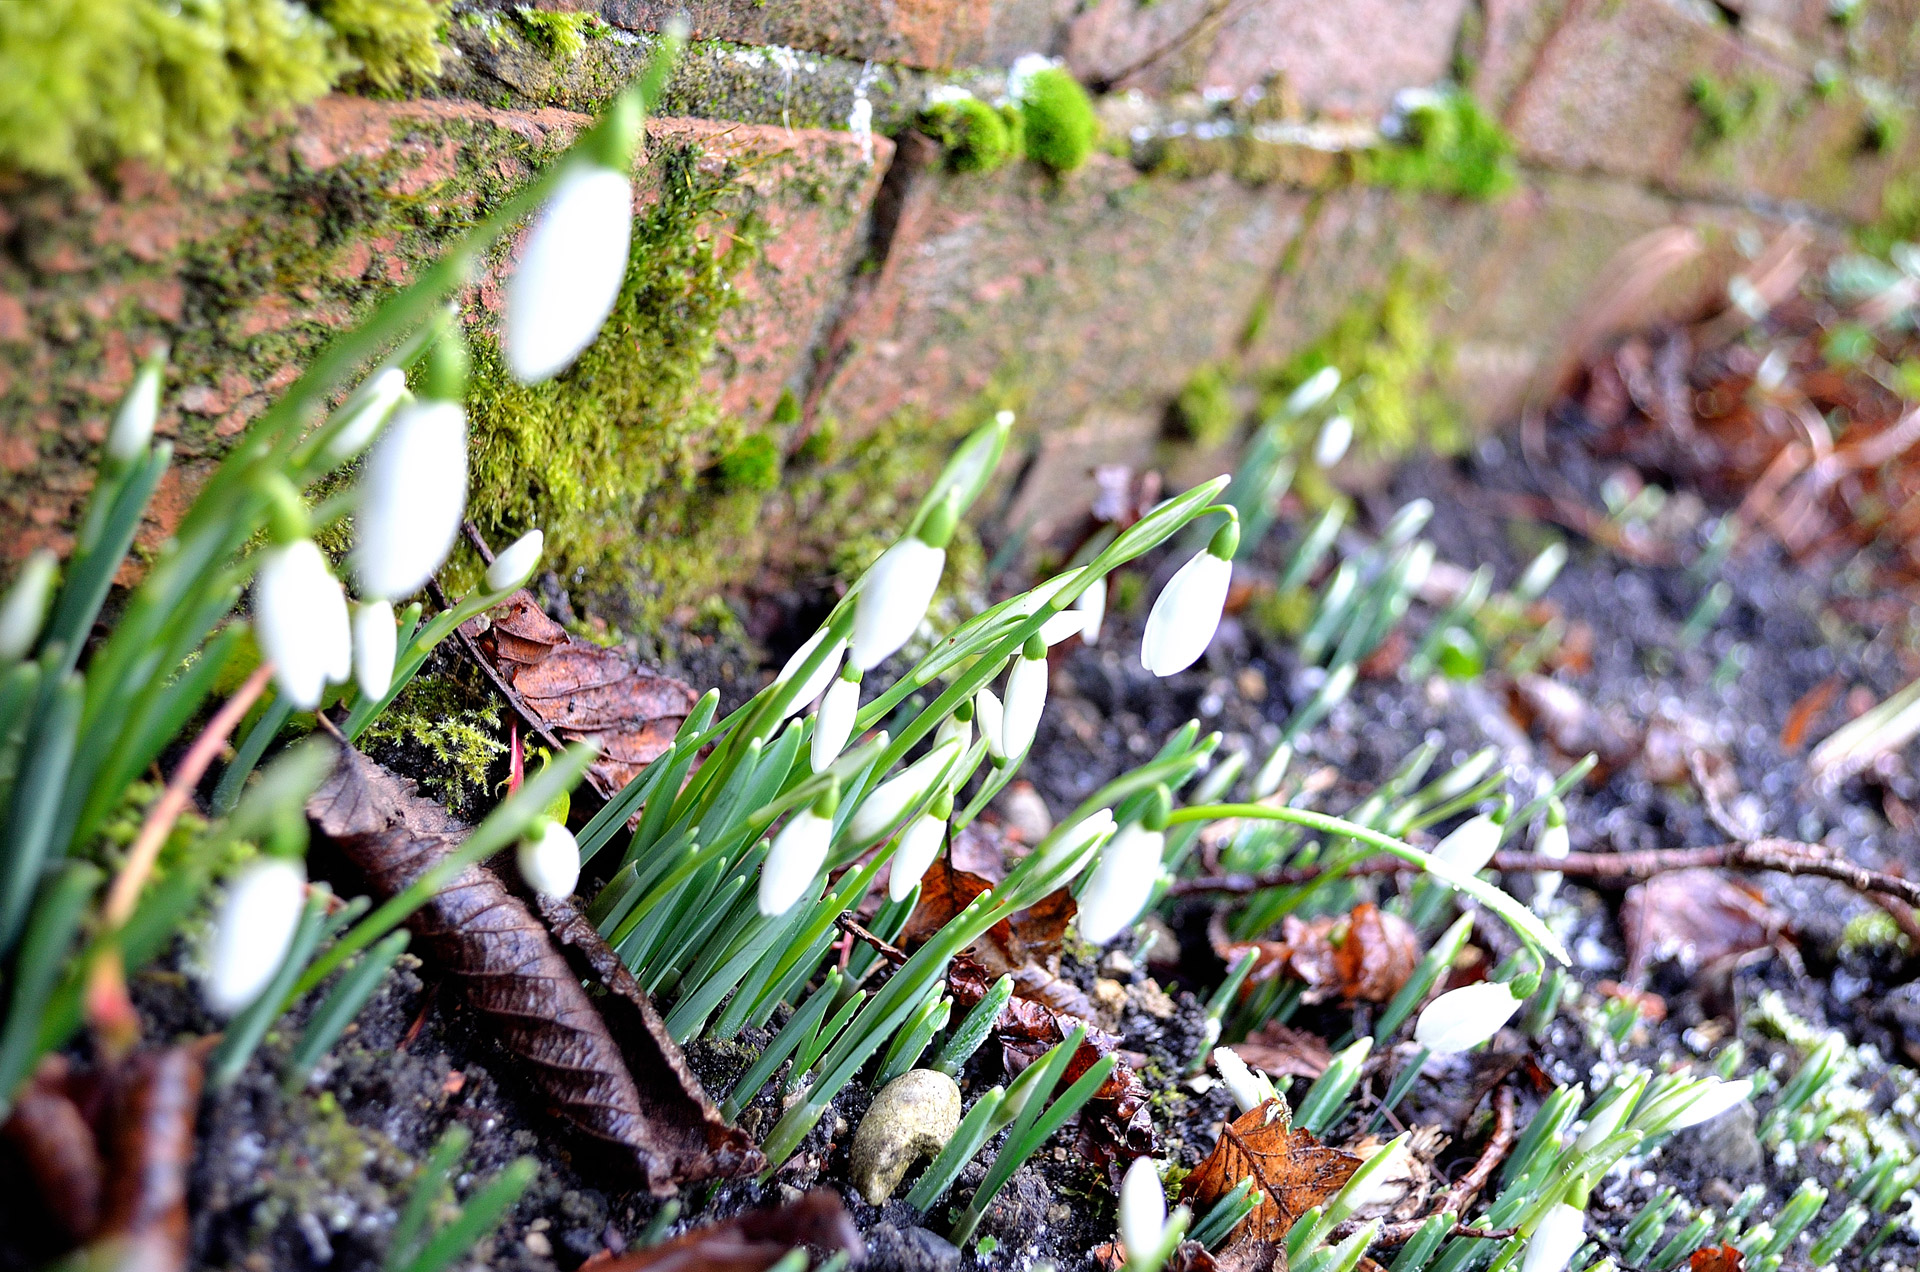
[1356,90,1517,201]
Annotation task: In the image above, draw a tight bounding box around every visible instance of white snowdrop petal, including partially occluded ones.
[1211,1047,1267,1115]
[1119,1157,1167,1258]
[975,688,1006,760]
[0,549,57,662]
[107,361,161,462]
[1141,551,1232,677]
[1668,1078,1753,1129]
[518,821,582,897]
[353,600,397,701]
[1000,655,1048,757]
[326,367,408,462]
[256,540,351,711]
[934,711,972,753]
[811,675,861,772]
[890,813,947,903]
[1313,414,1353,468]
[204,858,306,1016]
[486,529,545,592]
[759,811,832,916]
[1413,981,1523,1055]
[777,630,848,714]
[504,165,634,384]
[1521,1204,1586,1272]
[1432,813,1501,877]
[1076,824,1164,945]
[847,740,960,842]
[850,539,946,670]
[352,400,468,602]
[1039,610,1085,646]
[1076,577,1106,645]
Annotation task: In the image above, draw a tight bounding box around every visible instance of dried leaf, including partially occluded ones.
[1230,1022,1332,1081]
[309,746,758,1193]
[1689,1244,1745,1272]
[467,591,700,792]
[92,1043,209,1272]
[1781,677,1840,752]
[2,1057,104,1242]
[1619,868,1785,984]
[904,855,1096,1020]
[1180,1099,1359,1257]
[1213,904,1419,1006]
[584,1190,863,1272]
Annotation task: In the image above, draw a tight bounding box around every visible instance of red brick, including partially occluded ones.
[596,0,1066,71]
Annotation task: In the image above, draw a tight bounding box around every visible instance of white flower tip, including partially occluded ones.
[850,538,946,670]
[810,674,861,772]
[257,539,352,711]
[486,529,545,592]
[1670,1077,1754,1129]
[1141,551,1232,677]
[1076,824,1163,946]
[327,367,409,462]
[518,820,581,897]
[1076,578,1106,645]
[352,400,468,602]
[1119,1157,1167,1256]
[1212,1047,1267,1115]
[975,688,1006,760]
[0,549,59,662]
[1521,1203,1586,1272]
[1413,981,1523,1055]
[504,165,634,384]
[759,811,831,916]
[890,813,947,903]
[107,362,161,462]
[1313,414,1353,468]
[352,599,397,701]
[203,858,307,1016]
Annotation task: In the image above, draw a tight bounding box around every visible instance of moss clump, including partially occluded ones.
[921,96,1015,174]
[359,672,506,813]
[714,432,783,493]
[1357,90,1516,201]
[464,141,753,576]
[0,0,445,179]
[1690,73,1770,147]
[510,4,607,59]
[1171,362,1239,446]
[1860,169,1920,255]
[1018,68,1099,174]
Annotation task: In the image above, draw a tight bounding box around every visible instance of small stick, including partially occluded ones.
[425,576,573,771]
[1329,1086,1517,1246]
[833,913,907,966]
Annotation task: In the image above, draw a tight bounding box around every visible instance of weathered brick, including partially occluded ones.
[1065,0,1470,116]
[595,0,1069,71]
[1468,0,1570,116]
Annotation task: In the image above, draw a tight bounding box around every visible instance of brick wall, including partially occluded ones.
[4,0,1915,576]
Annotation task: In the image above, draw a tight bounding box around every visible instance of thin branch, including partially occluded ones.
[1329,1087,1518,1246]
[834,913,907,967]
[1172,839,1920,909]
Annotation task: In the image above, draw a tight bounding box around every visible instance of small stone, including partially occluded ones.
[849,1069,963,1205]
[1099,948,1135,978]
[1126,979,1176,1020]
[1682,1101,1763,1176]
[865,1222,961,1272]
[524,1231,552,1257]
[1000,781,1054,842]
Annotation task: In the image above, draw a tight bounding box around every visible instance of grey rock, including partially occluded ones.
[864,1223,962,1272]
[1680,1100,1763,1175]
[849,1069,963,1205]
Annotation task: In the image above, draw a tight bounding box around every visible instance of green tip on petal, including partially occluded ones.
[1208,515,1240,560]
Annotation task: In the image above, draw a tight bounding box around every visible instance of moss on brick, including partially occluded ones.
[1019,68,1098,175]
[1356,90,1516,201]
[1171,361,1238,446]
[1690,72,1771,148]
[921,96,1015,174]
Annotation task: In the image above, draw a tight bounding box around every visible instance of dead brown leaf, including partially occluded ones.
[1180,1098,1360,1261]
[1689,1244,1745,1272]
[1618,868,1786,984]
[467,591,700,793]
[904,853,1095,1020]
[1230,1022,1333,1081]
[583,1191,863,1272]
[308,745,759,1193]
[1212,903,1419,1005]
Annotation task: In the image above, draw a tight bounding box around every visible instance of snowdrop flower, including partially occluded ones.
[1575,1074,1647,1152]
[352,393,467,602]
[325,367,408,462]
[811,667,861,772]
[1141,515,1237,677]
[848,739,960,842]
[1414,981,1523,1055]
[0,549,56,662]
[486,529,544,592]
[760,791,838,916]
[1119,1157,1168,1261]
[1667,1077,1753,1130]
[1432,811,1502,877]
[352,599,397,700]
[1514,542,1568,602]
[107,355,162,463]
[776,629,848,716]
[1313,414,1353,468]
[1076,577,1106,645]
[1034,808,1116,886]
[850,527,949,671]
[934,701,972,752]
[1533,800,1569,913]
[518,818,581,898]
[1211,1047,1270,1115]
[1039,609,1087,645]
[255,539,352,710]
[1077,822,1165,945]
[504,161,634,384]
[890,803,949,902]
[1522,1203,1586,1272]
[1000,637,1049,757]
[203,858,306,1016]
[975,688,1007,761]
[1285,366,1341,416]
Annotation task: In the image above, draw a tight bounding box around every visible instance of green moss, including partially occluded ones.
[510,4,607,59]
[714,432,782,493]
[921,96,1014,174]
[1019,68,1098,174]
[1860,168,1920,255]
[1356,90,1516,201]
[1171,361,1239,446]
[0,0,446,179]
[1690,73,1770,147]
[359,671,506,813]
[1842,909,1909,955]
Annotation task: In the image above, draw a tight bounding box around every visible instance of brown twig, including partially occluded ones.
[425,575,573,773]
[1330,1087,1518,1245]
[1171,839,1920,909]
[832,914,907,967]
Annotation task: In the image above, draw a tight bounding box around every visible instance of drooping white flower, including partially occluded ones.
[1313,413,1353,468]
[1035,807,1116,887]
[812,670,861,772]
[486,529,544,592]
[975,688,1007,761]
[1575,1074,1647,1152]
[325,367,409,462]
[759,809,833,916]
[0,549,57,662]
[1431,812,1502,877]
[1076,823,1165,945]
[890,811,947,902]
[1667,1077,1754,1130]
[1000,649,1048,757]
[1413,981,1522,1055]
[107,357,162,463]
[203,858,306,1016]
[777,630,848,716]
[1285,366,1341,416]
[352,398,467,602]
[503,163,634,384]
[1141,549,1232,677]
[518,819,581,897]
[847,739,961,842]
[934,707,972,753]
[1532,807,1570,913]
[850,536,945,670]
[1076,577,1106,645]
[1211,1047,1269,1115]
[352,599,397,701]
[1039,609,1086,645]
[1522,1203,1587,1272]
[255,539,352,710]
[1119,1157,1168,1261]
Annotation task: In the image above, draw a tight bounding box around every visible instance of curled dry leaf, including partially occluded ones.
[1689,1243,1746,1272]
[308,745,759,1193]
[583,1190,863,1272]
[1,1056,104,1241]
[1618,868,1786,984]
[1211,903,1419,1006]
[1179,1097,1360,1272]
[466,591,700,793]
[1230,1022,1333,1081]
[904,850,1096,1020]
